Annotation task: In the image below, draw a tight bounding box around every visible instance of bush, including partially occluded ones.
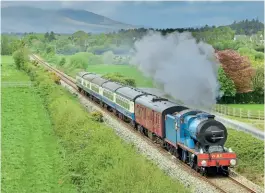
[12,49,29,69]
[69,53,88,69]
[103,73,136,87]
[59,57,66,66]
[254,52,264,60]
[50,72,61,85]
[90,111,103,122]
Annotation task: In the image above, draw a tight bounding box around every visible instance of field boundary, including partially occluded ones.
[214,114,264,141]
[213,104,264,120]
[1,81,32,87]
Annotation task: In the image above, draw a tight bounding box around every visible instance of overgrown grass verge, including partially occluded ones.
[226,129,264,186]
[1,56,76,193]
[21,60,189,192]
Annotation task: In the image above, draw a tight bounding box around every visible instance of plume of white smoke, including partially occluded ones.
[130,31,221,110]
[103,51,115,65]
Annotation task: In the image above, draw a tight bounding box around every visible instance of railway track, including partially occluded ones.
[30,54,260,193]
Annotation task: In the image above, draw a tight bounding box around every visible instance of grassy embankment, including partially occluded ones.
[38,53,264,186]
[3,55,190,193]
[1,56,76,193]
[226,129,264,186]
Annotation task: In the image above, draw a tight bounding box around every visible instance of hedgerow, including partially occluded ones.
[103,72,136,87]
[21,60,189,193]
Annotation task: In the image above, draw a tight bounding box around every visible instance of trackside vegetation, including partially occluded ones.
[226,129,264,186]
[17,56,190,192]
[1,56,76,193]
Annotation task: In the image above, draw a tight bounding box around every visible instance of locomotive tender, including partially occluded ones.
[76,71,237,176]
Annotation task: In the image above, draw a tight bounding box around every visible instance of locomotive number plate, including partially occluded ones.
[211,154,223,158]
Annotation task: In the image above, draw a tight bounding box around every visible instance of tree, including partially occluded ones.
[218,67,236,97]
[1,36,11,55]
[252,66,264,95]
[59,57,66,66]
[12,48,29,69]
[46,46,55,55]
[216,50,255,93]
[44,32,49,40]
[49,31,56,41]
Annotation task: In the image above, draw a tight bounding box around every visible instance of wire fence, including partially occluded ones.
[213,104,264,120]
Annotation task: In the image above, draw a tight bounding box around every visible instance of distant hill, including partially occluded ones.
[228,19,264,35]
[1,6,137,33]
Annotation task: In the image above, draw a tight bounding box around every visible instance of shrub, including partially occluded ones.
[12,48,29,69]
[90,111,103,122]
[59,57,66,66]
[103,73,136,87]
[254,52,264,60]
[50,72,61,85]
[69,53,88,69]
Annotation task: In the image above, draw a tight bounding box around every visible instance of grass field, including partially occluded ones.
[1,56,30,81]
[1,56,75,192]
[226,104,264,111]
[226,128,264,186]
[87,64,154,87]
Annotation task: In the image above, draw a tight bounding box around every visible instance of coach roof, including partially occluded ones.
[83,73,100,82]
[77,71,91,78]
[116,86,146,101]
[91,76,109,86]
[135,95,187,113]
[102,81,124,92]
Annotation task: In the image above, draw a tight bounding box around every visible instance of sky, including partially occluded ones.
[1,0,264,28]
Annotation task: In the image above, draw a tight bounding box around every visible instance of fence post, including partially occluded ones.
[247,110,250,119]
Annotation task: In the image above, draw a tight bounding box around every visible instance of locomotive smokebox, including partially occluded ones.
[196,119,227,147]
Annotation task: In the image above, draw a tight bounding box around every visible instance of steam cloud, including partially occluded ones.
[129,31,221,110]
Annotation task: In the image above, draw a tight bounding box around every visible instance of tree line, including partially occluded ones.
[1,20,264,104]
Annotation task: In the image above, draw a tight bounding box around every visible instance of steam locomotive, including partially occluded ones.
[76,71,237,176]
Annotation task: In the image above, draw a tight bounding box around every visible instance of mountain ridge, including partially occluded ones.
[1,6,138,33]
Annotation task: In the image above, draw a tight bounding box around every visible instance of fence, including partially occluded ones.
[213,104,264,120]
